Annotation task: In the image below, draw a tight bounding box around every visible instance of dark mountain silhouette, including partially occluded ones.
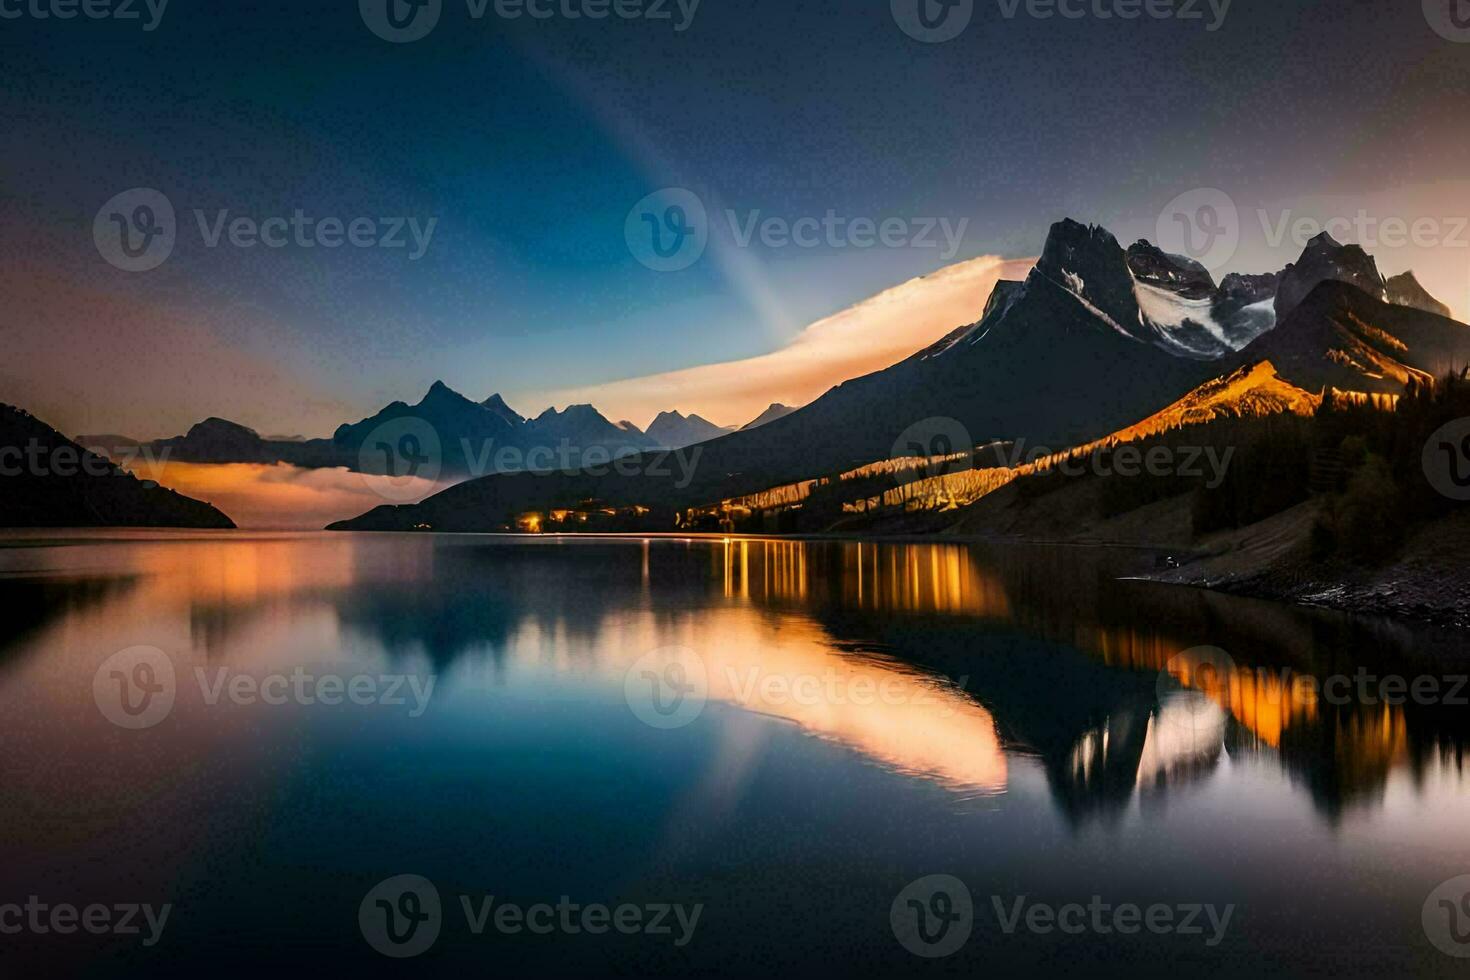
[1385,271,1452,318]
[1273,232,1386,320]
[154,417,278,463]
[524,403,657,457]
[1238,279,1470,395]
[1,404,235,528]
[644,410,733,449]
[741,403,798,430]
[333,380,520,473]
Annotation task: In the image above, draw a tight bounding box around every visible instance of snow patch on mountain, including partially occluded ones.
[1134,281,1233,357]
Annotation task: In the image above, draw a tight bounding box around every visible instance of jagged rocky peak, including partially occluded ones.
[1031,218,1141,330]
[982,279,1026,319]
[1216,271,1280,308]
[481,393,526,427]
[1125,240,1217,299]
[1274,231,1386,320]
[1386,271,1453,319]
[419,379,479,407]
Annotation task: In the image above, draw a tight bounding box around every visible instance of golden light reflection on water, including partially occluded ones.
[500,608,1007,795]
[717,538,1011,617]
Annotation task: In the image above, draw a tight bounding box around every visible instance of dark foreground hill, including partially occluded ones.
[1,404,235,529]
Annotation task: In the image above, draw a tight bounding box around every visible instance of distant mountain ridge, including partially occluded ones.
[645,410,735,449]
[86,384,741,477]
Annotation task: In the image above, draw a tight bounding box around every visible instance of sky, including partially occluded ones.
[3,0,1470,440]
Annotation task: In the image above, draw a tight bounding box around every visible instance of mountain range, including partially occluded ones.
[78,387,786,477]
[328,217,1470,532]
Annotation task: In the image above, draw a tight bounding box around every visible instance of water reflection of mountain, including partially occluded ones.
[716,539,1470,826]
[0,573,137,671]
[333,540,719,667]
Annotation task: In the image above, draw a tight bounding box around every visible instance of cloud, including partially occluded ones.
[535,255,1037,428]
[129,461,445,530]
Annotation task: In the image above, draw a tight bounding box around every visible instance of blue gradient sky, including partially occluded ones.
[3,0,1468,437]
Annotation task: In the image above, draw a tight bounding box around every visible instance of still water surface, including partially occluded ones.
[1,530,1467,977]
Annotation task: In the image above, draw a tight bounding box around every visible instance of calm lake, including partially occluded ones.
[2,530,1468,977]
